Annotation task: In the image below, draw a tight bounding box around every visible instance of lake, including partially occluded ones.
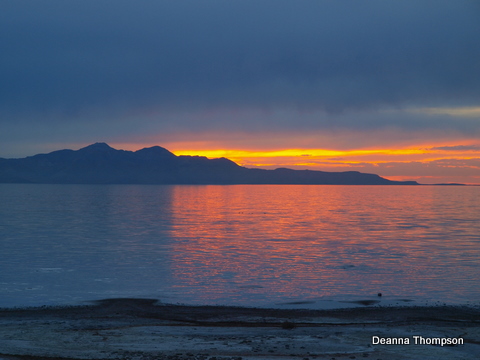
[1,184,479,309]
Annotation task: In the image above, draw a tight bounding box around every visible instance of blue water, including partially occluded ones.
[1,184,479,308]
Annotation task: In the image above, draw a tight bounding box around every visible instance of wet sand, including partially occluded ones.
[0,298,479,360]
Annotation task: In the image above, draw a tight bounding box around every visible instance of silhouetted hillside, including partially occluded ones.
[0,143,419,185]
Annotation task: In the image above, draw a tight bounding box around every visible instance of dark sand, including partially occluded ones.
[0,298,479,360]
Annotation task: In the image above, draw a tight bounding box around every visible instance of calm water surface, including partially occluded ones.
[1,184,479,308]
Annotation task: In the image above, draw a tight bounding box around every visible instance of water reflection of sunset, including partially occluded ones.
[167,185,480,305]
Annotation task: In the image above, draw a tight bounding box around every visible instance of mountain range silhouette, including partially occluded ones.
[0,143,419,185]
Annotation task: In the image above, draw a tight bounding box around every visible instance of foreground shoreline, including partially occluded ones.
[1,298,479,360]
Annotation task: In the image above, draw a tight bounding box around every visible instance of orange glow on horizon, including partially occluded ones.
[170,147,431,162]
[111,140,480,184]
[169,145,479,167]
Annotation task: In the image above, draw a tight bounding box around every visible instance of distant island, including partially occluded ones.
[0,143,419,185]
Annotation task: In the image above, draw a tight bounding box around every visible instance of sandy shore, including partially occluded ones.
[0,298,479,360]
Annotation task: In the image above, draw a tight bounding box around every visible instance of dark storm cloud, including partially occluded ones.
[1,0,480,130]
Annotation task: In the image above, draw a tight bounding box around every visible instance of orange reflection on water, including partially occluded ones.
[166,185,480,305]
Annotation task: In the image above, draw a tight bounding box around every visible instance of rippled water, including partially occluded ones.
[1,184,479,308]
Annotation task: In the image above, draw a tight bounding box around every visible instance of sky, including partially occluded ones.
[1,0,480,184]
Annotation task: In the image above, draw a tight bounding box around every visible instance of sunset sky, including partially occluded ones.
[1,1,480,184]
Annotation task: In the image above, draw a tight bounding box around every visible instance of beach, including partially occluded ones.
[0,298,479,360]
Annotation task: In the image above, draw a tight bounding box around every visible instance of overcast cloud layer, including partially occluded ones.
[1,0,480,160]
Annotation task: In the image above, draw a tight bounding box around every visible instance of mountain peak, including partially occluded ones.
[78,143,115,152]
[135,145,176,158]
